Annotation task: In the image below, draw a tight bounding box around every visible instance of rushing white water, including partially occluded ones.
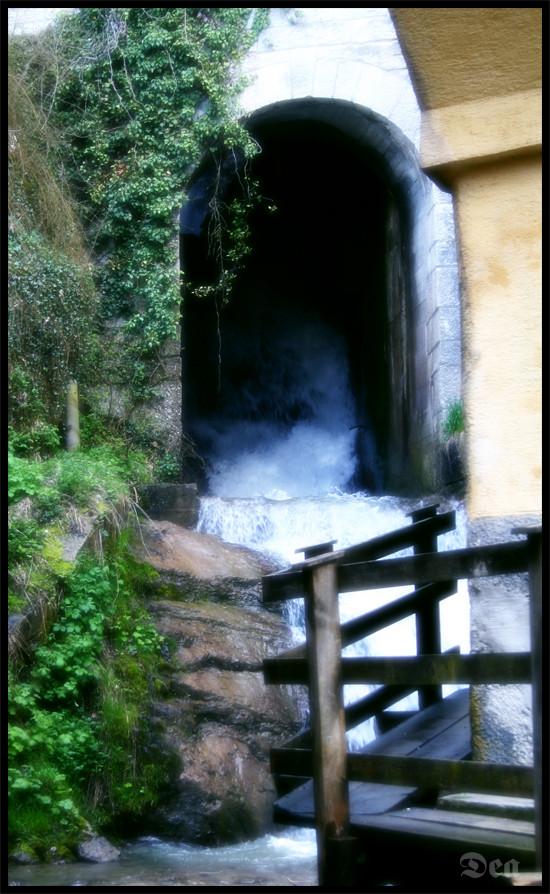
[198,490,470,749]
[194,298,470,751]
[193,312,366,498]
[8,829,319,887]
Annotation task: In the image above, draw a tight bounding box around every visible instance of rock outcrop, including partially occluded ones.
[133,520,304,845]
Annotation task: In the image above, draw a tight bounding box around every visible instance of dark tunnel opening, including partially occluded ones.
[181,115,406,497]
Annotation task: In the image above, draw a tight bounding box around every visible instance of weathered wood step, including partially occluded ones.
[351,807,536,865]
[274,689,472,824]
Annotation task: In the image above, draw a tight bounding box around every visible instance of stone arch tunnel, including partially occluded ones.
[181,99,443,497]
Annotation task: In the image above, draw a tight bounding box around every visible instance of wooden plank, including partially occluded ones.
[365,689,469,755]
[271,690,470,777]
[273,690,472,825]
[264,651,531,686]
[282,683,418,750]
[295,540,337,558]
[346,754,534,797]
[262,511,457,603]
[262,567,305,603]
[274,777,419,826]
[409,506,443,709]
[264,580,456,668]
[340,652,531,685]
[338,540,529,592]
[404,807,535,837]
[302,560,350,885]
[350,809,536,862]
[368,713,471,762]
[338,510,456,565]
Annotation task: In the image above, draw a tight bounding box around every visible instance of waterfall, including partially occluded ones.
[198,493,469,748]
[193,308,469,748]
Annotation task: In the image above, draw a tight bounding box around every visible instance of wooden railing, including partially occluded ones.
[261,506,542,886]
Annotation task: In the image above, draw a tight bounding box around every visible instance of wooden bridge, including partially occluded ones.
[261,506,542,888]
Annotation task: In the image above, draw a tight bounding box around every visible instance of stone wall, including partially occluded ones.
[10,7,463,492]
[240,8,462,491]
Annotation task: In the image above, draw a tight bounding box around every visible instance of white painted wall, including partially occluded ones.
[241,8,462,460]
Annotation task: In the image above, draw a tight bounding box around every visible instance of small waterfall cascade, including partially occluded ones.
[193,311,469,749]
[198,491,470,748]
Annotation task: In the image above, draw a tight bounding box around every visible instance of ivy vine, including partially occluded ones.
[49,8,270,360]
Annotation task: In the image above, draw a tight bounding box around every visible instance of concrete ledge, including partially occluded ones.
[137,483,200,529]
[438,792,535,822]
[420,89,542,183]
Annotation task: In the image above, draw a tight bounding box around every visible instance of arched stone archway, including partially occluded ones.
[181,97,460,496]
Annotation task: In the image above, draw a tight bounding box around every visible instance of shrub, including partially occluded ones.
[442,399,464,440]
[8,230,101,422]
[8,451,44,505]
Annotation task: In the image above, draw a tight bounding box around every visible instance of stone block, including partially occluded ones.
[138,483,200,529]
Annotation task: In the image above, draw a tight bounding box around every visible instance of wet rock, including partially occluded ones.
[9,848,39,865]
[77,836,121,863]
[132,521,304,845]
[135,519,277,581]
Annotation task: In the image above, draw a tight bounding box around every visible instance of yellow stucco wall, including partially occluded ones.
[391,7,542,522]
[455,155,542,518]
[389,8,542,111]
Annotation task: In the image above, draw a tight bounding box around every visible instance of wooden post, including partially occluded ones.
[303,557,353,886]
[408,506,444,709]
[65,380,80,452]
[513,525,542,870]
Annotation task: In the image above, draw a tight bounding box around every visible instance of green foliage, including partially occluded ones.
[7,12,274,852]
[9,9,270,440]
[155,451,181,483]
[8,422,61,460]
[50,446,143,506]
[8,539,167,856]
[8,229,101,423]
[8,451,45,505]
[442,399,464,440]
[8,41,102,426]
[47,8,269,356]
[8,519,46,569]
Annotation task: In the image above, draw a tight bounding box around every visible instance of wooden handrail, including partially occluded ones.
[264,651,531,686]
[262,512,543,882]
[262,510,456,602]
[269,750,535,799]
[264,580,456,667]
[338,540,529,591]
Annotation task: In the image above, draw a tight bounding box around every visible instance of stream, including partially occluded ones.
[10,322,469,885]
[9,490,468,887]
[8,829,318,887]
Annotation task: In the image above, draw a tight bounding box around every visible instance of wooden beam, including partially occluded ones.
[346,754,534,798]
[262,511,457,603]
[303,559,350,885]
[338,540,530,592]
[263,528,528,605]
[339,653,532,685]
[337,510,456,565]
[264,652,531,686]
[409,506,443,709]
[270,751,534,799]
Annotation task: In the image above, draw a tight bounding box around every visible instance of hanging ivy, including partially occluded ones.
[48,8,270,359]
